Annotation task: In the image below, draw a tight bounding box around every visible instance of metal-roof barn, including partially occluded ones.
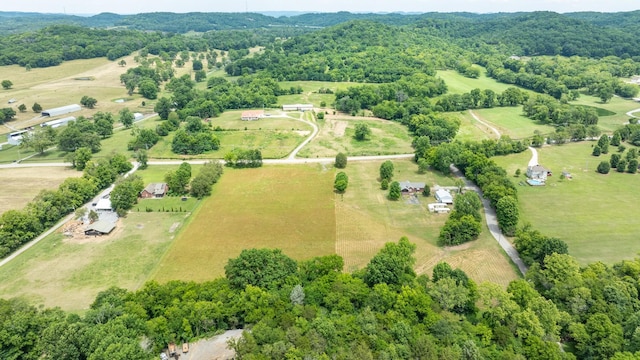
[84,220,116,236]
[41,104,81,117]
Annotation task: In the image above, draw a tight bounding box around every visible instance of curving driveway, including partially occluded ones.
[450,165,528,275]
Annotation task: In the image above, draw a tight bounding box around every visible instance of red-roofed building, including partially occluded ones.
[241,110,264,121]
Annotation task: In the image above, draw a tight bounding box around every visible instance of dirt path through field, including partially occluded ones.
[469,110,501,139]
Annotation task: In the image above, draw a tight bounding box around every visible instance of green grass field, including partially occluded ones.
[0,212,186,312]
[572,94,640,133]
[297,116,414,157]
[336,159,519,286]
[436,69,516,95]
[493,142,640,265]
[151,165,337,283]
[277,81,363,108]
[470,107,556,140]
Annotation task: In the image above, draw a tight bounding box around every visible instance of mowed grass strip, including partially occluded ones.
[493,142,640,265]
[152,165,336,283]
[0,212,183,312]
[0,167,81,214]
[336,159,519,287]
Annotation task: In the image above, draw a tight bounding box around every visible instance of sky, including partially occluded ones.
[2,0,639,15]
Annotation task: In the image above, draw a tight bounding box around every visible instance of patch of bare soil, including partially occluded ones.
[61,219,123,244]
[294,130,311,136]
[332,120,347,137]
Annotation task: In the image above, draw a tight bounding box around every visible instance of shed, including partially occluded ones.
[282,104,313,111]
[8,98,16,104]
[140,183,168,198]
[134,112,144,121]
[435,189,453,204]
[84,220,116,236]
[7,129,29,146]
[241,110,264,120]
[41,104,81,117]
[40,116,75,128]
[95,198,112,211]
[399,181,425,194]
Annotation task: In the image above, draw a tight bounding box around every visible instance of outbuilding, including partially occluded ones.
[84,220,116,236]
[41,104,81,117]
[435,189,453,204]
[95,198,113,212]
[40,116,75,128]
[282,104,313,111]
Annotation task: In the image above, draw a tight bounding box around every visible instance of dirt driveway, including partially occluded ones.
[178,329,243,360]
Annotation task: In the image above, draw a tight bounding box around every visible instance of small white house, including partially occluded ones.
[435,189,453,204]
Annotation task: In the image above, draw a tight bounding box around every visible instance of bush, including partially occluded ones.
[597,161,611,174]
[381,178,389,190]
[334,152,347,168]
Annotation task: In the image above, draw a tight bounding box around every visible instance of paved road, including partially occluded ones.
[626,107,640,119]
[450,165,528,275]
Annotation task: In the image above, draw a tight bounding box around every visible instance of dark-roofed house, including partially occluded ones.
[399,181,425,194]
[84,220,116,236]
[140,183,168,198]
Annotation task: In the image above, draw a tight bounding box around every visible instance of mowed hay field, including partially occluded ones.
[0,167,81,214]
[493,142,640,265]
[336,159,519,287]
[0,212,184,311]
[152,165,336,283]
[0,55,153,133]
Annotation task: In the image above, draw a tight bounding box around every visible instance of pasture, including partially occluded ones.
[572,94,640,133]
[470,107,556,140]
[336,159,519,286]
[493,142,640,265]
[297,115,414,157]
[0,166,80,214]
[436,69,517,95]
[0,212,185,311]
[151,165,336,283]
[277,81,363,108]
[0,55,150,134]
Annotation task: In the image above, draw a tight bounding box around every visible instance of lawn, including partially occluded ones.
[493,142,640,265]
[210,110,310,130]
[336,159,519,287]
[297,115,414,157]
[151,165,337,283]
[0,167,81,214]
[0,212,186,312]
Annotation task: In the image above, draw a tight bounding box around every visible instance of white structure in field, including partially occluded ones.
[41,104,81,117]
[134,113,144,121]
[40,116,75,128]
[282,104,313,111]
[428,203,451,213]
[434,189,453,204]
[7,130,29,145]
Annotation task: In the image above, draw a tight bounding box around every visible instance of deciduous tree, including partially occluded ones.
[388,181,401,200]
[354,123,371,141]
[335,152,347,168]
[1,80,13,89]
[225,248,297,290]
